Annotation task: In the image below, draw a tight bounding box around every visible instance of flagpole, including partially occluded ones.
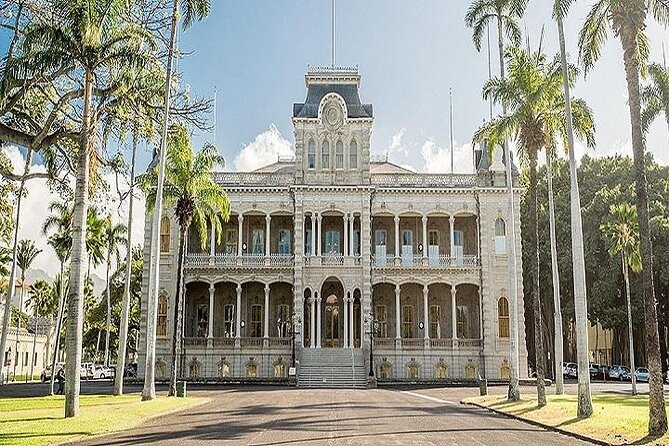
[331,0,336,67]
[450,87,454,174]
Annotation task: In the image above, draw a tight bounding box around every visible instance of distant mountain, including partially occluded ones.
[25,268,107,295]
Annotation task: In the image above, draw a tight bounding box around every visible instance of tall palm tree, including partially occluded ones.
[551,0,593,418]
[641,62,669,136]
[102,217,127,367]
[578,0,669,434]
[143,0,211,402]
[27,279,58,383]
[86,208,106,279]
[142,124,229,397]
[17,0,155,417]
[602,203,642,396]
[465,0,528,402]
[475,46,595,407]
[16,239,40,381]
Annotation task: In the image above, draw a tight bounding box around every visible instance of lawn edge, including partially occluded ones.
[460,398,610,446]
[56,396,211,446]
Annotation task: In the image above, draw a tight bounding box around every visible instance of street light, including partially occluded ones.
[364,311,378,378]
[289,312,301,369]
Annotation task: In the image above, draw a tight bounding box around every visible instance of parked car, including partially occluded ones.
[93,365,114,379]
[124,363,138,378]
[40,363,64,382]
[589,363,601,379]
[80,362,94,380]
[635,367,650,383]
[566,363,577,378]
[608,365,630,381]
[562,362,576,379]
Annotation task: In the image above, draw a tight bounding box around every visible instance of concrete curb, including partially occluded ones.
[460,399,611,446]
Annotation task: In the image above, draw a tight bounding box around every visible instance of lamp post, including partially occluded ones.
[290,313,301,368]
[365,311,377,378]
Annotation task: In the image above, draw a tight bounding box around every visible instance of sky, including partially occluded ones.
[1,0,669,277]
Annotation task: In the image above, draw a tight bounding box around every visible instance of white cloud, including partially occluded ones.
[234,124,293,172]
[3,146,146,280]
[420,139,474,174]
[388,128,408,156]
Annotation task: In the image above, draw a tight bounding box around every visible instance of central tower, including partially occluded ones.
[292,66,373,185]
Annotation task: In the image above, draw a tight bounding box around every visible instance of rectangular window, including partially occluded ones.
[429,305,441,339]
[277,304,290,337]
[224,304,235,337]
[453,230,464,264]
[278,230,291,255]
[225,229,237,255]
[325,231,341,255]
[375,305,388,338]
[495,235,506,254]
[353,230,360,256]
[250,304,263,338]
[402,230,413,266]
[428,230,440,265]
[349,150,357,169]
[196,304,209,338]
[308,153,316,169]
[251,229,264,255]
[336,152,344,169]
[157,296,168,337]
[402,305,414,338]
[375,230,387,266]
[457,305,469,339]
[322,148,330,169]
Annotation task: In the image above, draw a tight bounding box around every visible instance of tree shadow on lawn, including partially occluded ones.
[630,434,665,445]
[0,416,61,423]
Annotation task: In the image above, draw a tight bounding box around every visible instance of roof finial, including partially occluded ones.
[331,0,336,68]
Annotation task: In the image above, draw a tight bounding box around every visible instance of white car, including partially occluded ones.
[93,365,114,379]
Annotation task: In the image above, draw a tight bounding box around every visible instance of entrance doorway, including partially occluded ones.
[325,294,340,347]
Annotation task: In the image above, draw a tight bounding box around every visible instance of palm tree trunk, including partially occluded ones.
[115,124,138,396]
[529,150,546,407]
[620,20,668,435]
[142,0,179,402]
[557,17,593,418]
[169,225,187,396]
[65,68,93,418]
[0,148,32,384]
[546,152,564,395]
[50,266,65,395]
[623,256,637,395]
[104,250,111,367]
[30,310,37,381]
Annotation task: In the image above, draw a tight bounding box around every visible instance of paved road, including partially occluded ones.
[70,386,593,446]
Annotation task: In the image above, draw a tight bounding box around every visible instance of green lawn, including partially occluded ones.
[0,394,205,446]
[464,394,667,445]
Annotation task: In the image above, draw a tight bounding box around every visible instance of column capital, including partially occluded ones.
[236,284,242,294]
[451,286,457,296]
[394,215,400,224]
[395,284,401,293]
[423,284,429,294]
[422,215,428,223]
[449,215,455,223]
[317,213,322,221]
[209,283,216,293]
[316,296,322,303]
[264,283,270,293]
[308,296,315,304]
[265,214,271,222]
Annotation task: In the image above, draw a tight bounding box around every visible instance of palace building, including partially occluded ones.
[137,66,528,387]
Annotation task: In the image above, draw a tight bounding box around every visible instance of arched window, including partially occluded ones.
[246,362,258,378]
[379,362,392,379]
[495,218,506,254]
[498,297,510,338]
[500,361,511,380]
[189,358,201,379]
[349,140,358,169]
[407,362,420,380]
[307,139,316,169]
[464,361,477,379]
[157,291,168,337]
[218,361,230,378]
[436,362,448,379]
[160,216,170,253]
[274,361,287,378]
[335,140,344,169]
[321,140,330,170]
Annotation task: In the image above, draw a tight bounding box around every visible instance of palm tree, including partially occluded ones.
[27,279,58,383]
[475,46,595,407]
[142,124,229,396]
[551,0,593,418]
[143,0,211,402]
[16,239,41,382]
[101,217,127,367]
[577,0,669,434]
[17,0,155,417]
[465,0,528,402]
[602,203,642,396]
[86,208,106,279]
[641,62,669,137]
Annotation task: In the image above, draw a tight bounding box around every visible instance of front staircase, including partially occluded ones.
[298,348,368,388]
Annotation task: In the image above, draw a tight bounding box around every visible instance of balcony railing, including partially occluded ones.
[240,338,265,348]
[212,172,294,187]
[213,337,236,347]
[371,338,482,349]
[371,254,481,268]
[184,337,208,347]
[185,254,294,268]
[321,255,344,266]
[371,173,477,188]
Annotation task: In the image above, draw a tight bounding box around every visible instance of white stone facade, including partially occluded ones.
[138,67,528,383]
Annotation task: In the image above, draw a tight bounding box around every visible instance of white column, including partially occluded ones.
[343,296,349,348]
[309,296,316,348]
[395,284,401,339]
[394,215,400,262]
[349,215,355,256]
[343,214,349,257]
[235,284,242,338]
[422,215,428,260]
[316,295,322,348]
[263,284,270,338]
[237,215,244,257]
[317,214,322,257]
[349,296,355,347]
[423,285,429,340]
[451,286,458,339]
[311,213,316,256]
[449,215,455,261]
[208,284,215,339]
[265,214,271,257]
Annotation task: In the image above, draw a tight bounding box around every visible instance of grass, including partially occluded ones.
[464,393,667,445]
[0,394,205,446]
